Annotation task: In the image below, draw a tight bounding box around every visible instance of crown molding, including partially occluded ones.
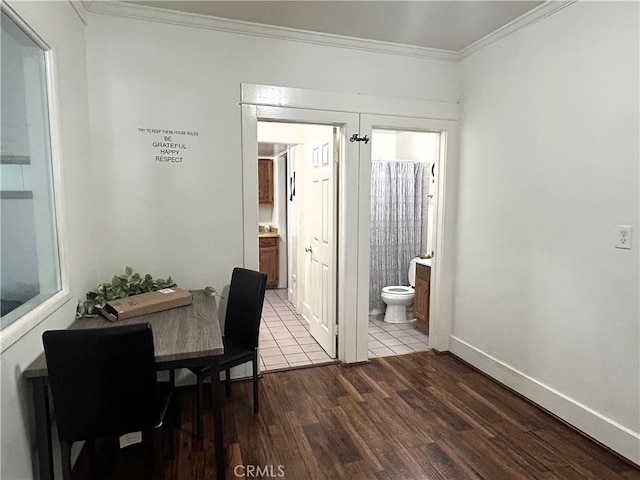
[82,1,459,62]
[69,1,89,26]
[460,0,577,59]
[83,1,575,63]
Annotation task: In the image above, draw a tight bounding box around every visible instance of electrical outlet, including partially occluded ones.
[615,225,633,250]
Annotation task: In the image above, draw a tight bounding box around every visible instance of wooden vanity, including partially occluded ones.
[414,262,430,334]
[259,232,279,288]
[258,158,274,204]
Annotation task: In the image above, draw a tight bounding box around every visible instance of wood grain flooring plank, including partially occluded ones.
[425,384,497,439]
[279,369,322,426]
[440,429,534,480]
[362,391,436,448]
[485,420,569,473]
[301,421,350,480]
[70,351,640,480]
[537,465,588,480]
[335,394,395,454]
[534,415,638,475]
[396,387,472,437]
[330,404,386,472]
[376,446,446,480]
[457,372,547,432]
[531,427,633,480]
[314,406,364,465]
[343,459,386,480]
[409,442,484,480]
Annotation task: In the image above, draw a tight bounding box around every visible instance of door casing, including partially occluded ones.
[359,115,458,355]
[241,84,459,362]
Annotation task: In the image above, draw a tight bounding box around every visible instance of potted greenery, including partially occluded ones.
[77,266,177,317]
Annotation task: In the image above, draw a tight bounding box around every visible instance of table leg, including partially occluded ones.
[210,357,225,480]
[32,377,54,480]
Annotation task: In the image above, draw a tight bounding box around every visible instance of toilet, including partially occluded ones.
[380,257,421,324]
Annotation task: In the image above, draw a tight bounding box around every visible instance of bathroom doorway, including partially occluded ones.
[367,129,439,358]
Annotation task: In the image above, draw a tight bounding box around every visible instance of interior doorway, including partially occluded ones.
[241,85,459,365]
[367,129,439,358]
[256,121,340,369]
[256,123,444,365]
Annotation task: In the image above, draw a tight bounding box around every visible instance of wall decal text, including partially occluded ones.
[137,127,199,164]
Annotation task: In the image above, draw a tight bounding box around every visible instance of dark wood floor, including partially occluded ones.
[74,352,640,480]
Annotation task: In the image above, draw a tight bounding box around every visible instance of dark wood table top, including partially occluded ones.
[24,290,223,378]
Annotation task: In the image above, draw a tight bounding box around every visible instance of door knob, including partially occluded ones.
[305,246,313,253]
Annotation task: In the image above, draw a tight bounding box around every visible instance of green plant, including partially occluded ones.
[77,266,177,317]
[204,286,217,297]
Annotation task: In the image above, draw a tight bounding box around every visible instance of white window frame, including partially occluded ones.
[0,3,70,353]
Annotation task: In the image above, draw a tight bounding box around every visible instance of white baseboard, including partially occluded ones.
[449,335,640,465]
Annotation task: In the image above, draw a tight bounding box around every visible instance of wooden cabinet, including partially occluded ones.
[258,158,274,204]
[414,263,431,334]
[259,236,279,288]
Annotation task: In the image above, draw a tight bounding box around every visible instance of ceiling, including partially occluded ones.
[258,143,289,157]
[125,1,545,52]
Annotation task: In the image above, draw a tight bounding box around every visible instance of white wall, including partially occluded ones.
[1,1,96,478]
[85,12,459,297]
[455,1,639,462]
[371,130,437,162]
[396,131,437,162]
[8,2,637,476]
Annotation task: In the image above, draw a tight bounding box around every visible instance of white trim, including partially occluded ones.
[242,104,360,363]
[82,1,458,62]
[460,1,577,58]
[450,335,640,464]
[241,104,259,271]
[45,45,72,330]
[241,84,460,121]
[1,2,49,49]
[430,128,456,351]
[0,10,72,352]
[241,84,459,363]
[359,115,459,354]
[0,291,71,353]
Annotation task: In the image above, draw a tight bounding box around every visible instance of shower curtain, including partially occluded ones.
[370,160,424,311]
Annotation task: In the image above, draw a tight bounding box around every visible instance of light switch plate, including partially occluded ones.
[615,225,633,250]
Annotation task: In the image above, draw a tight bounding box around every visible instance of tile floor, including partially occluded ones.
[259,289,430,372]
[367,313,430,358]
[259,289,335,372]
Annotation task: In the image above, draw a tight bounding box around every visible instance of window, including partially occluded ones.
[1,8,62,333]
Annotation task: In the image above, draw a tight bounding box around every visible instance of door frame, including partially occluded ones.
[359,115,459,352]
[240,84,459,361]
[241,102,360,362]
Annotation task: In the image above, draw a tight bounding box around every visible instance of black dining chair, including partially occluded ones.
[42,323,173,480]
[190,267,267,439]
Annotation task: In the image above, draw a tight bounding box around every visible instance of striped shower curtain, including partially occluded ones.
[370,160,424,311]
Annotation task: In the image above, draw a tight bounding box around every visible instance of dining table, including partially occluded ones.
[23,290,226,480]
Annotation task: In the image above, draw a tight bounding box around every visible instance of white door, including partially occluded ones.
[307,138,337,357]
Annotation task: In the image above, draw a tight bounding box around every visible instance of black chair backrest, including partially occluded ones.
[42,323,161,443]
[224,267,268,349]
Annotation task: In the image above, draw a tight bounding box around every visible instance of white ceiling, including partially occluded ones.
[125,1,545,52]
